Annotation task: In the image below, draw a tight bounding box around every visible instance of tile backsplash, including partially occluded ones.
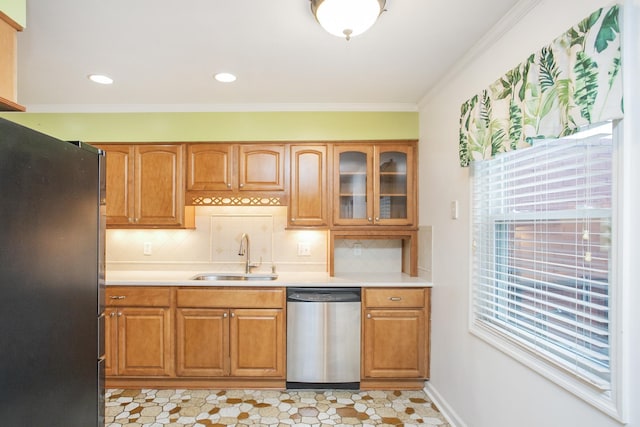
[107,206,325,273]
[106,206,425,275]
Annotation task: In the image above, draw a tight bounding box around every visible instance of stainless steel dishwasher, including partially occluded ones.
[286,287,361,389]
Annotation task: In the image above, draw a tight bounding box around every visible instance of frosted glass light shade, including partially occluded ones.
[311,0,385,40]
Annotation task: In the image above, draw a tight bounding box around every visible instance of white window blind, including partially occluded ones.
[471,123,613,390]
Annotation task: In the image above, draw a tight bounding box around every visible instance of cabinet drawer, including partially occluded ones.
[176,288,285,308]
[363,288,425,308]
[106,287,172,307]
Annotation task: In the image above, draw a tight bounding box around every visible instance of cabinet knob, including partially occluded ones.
[109,312,116,317]
[223,312,228,318]
[291,218,296,222]
[239,183,244,188]
[231,312,235,318]
[367,313,371,319]
[375,217,380,222]
[227,183,232,188]
[368,217,373,222]
[117,312,122,317]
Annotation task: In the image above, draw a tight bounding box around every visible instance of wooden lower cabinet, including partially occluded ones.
[106,285,429,390]
[363,308,426,378]
[361,287,431,389]
[107,286,286,388]
[176,308,229,377]
[175,289,286,383]
[116,307,172,376]
[230,308,284,377]
[105,287,173,380]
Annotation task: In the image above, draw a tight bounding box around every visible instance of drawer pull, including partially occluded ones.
[109,295,126,300]
[389,297,402,301]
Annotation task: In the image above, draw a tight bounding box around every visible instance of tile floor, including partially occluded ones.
[105,388,450,426]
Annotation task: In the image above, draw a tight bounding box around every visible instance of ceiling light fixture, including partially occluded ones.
[310,0,386,41]
[88,74,113,85]
[214,72,237,83]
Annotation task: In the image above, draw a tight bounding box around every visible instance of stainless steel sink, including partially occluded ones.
[190,273,278,281]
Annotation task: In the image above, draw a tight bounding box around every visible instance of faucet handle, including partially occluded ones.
[247,256,262,273]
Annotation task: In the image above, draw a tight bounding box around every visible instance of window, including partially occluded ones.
[471,122,619,413]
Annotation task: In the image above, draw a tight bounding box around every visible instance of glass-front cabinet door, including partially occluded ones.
[334,145,374,225]
[333,144,414,227]
[374,145,413,226]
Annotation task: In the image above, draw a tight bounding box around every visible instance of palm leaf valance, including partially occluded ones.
[459,4,622,167]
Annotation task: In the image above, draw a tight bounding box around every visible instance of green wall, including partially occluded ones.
[0,0,26,28]
[0,112,419,142]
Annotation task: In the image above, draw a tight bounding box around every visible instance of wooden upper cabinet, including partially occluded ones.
[239,145,285,192]
[0,12,24,111]
[96,144,194,228]
[333,142,416,228]
[135,145,183,226]
[99,145,133,224]
[333,145,374,226]
[186,144,286,198]
[289,145,328,227]
[186,144,234,191]
[375,144,415,226]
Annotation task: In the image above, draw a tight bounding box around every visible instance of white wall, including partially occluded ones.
[418,0,640,426]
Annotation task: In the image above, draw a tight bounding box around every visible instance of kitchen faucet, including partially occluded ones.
[238,233,260,274]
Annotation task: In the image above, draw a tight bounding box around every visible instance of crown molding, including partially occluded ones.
[21,102,419,114]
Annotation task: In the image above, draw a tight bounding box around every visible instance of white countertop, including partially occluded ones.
[105,270,432,288]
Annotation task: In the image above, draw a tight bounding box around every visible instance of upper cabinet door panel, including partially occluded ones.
[333,145,374,226]
[289,145,328,227]
[187,144,234,191]
[239,145,285,191]
[96,145,134,225]
[374,145,414,226]
[135,145,184,226]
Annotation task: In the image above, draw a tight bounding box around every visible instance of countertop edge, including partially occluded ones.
[104,272,433,288]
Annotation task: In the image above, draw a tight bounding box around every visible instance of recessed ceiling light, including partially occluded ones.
[214,72,237,83]
[88,74,114,85]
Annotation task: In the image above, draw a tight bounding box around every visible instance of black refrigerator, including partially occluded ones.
[0,118,105,426]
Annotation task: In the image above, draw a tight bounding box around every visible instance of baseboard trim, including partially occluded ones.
[423,381,468,427]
